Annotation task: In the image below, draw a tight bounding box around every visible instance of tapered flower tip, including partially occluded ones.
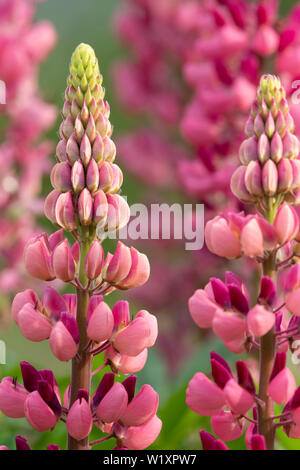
[96,382,128,423]
[258,75,285,106]
[122,415,162,450]
[66,390,93,441]
[49,313,79,361]
[199,430,228,450]
[18,303,52,342]
[211,411,245,442]
[186,372,225,416]
[0,446,9,450]
[224,378,254,415]
[105,347,148,375]
[0,377,28,418]
[69,43,100,92]
[25,391,57,432]
[86,300,114,343]
[120,384,158,427]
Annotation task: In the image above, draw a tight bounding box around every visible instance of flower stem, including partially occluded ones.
[68,231,92,450]
[257,199,277,450]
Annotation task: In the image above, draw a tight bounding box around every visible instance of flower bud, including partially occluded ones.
[25,391,57,432]
[186,373,225,416]
[117,247,150,290]
[270,132,283,162]
[44,189,61,224]
[244,161,262,197]
[105,241,132,284]
[0,378,28,418]
[24,234,55,281]
[96,382,128,423]
[247,305,275,337]
[120,384,158,427]
[66,390,93,441]
[205,216,242,259]
[86,158,99,193]
[18,303,52,342]
[278,158,293,193]
[105,347,148,375]
[224,379,254,414]
[78,188,93,225]
[84,241,104,280]
[262,159,278,196]
[71,160,85,192]
[55,191,77,231]
[211,411,245,442]
[50,162,72,192]
[274,203,299,244]
[49,313,79,361]
[52,240,76,282]
[87,301,114,343]
[122,415,162,451]
[12,289,40,324]
[188,289,218,328]
[240,218,264,257]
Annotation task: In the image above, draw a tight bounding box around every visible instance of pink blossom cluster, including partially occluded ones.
[0,0,57,312]
[186,75,300,450]
[0,363,160,450]
[0,44,161,450]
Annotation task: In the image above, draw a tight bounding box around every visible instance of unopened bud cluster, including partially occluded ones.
[231,75,300,206]
[45,44,129,236]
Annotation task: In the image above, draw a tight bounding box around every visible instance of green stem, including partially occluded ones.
[257,198,277,450]
[68,230,92,450]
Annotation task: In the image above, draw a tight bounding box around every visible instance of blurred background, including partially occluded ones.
[1,0,300,450]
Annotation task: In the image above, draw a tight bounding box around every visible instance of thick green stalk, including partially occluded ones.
[68,231,92,450]
[257,199,276,450]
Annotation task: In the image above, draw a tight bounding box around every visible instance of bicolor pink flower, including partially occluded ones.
[66,390,93,441]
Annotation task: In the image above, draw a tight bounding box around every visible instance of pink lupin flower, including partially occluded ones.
[11,288,40,324]
[95,381,128,424]
[104,241,132,284]
[104,346,148,375]
[120,384,159,426]
[25,391,57,432]
[113,309,158,357]
[52,239,76,282]
[86,299,114,343]
[55,191,77,231]
[49,313,79,361]
[199,430,228,451]
[23,233,55,280]
[224,361,255,415]
[186,372,226,417]
[120,415,162,451]
[205,215,242,259]
[268,353,296,404]
[188,289,219,328]
[286,288,300,316]
[247,305,275,338]
[17,303,52,342]
[66,390,93,441]
[84,241,104,280]
[117,247,150,290]
[273,203,299,244]
[211,411,245,442]
[0,377,28,418]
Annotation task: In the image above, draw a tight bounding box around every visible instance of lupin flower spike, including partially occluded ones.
[188,74,300,451]
[2,44,160,451]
